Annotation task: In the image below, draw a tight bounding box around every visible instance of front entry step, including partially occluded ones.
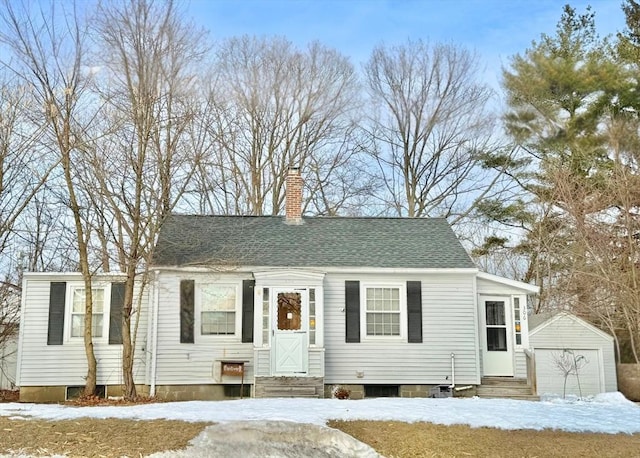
[477,377,539,401]
[254,376,324,398]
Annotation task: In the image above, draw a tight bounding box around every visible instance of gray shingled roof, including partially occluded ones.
[528,312,556,330]
[153,215,476,269]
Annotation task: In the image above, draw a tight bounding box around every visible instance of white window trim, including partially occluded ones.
[360,282,407,341]
[64,282,111,343]
[195,282,242,341]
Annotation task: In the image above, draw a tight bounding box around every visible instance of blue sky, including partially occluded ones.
[187,0,626,90]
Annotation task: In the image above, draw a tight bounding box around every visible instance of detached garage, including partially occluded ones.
[529,312,617,397]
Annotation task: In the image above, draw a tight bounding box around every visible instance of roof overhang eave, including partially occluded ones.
[477,271,540,294]
[149,264,479,275]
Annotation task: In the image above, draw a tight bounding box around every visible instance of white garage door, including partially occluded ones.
[536,349,603,397]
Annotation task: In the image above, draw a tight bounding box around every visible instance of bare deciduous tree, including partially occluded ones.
[92,0,208,399]
[0,75,53,260]
[364,39,503,221]
[0,0,101,395]
[198,36,365,216]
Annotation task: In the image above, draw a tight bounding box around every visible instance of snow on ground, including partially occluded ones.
[1,392,639,435]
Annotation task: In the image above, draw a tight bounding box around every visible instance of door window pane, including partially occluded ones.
[486,300,508,351]
[309,289,316,345]
[262,288,270,344]
[277,292,301,331]
[487,328,507,351]
[486,301,506,325]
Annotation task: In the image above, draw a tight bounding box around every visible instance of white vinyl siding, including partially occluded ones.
[153,272,254,385]
[514,351,527,378]
[17,274,148,387]
[324,272,480,385]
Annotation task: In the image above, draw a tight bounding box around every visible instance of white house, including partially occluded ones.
[16,168,540,402]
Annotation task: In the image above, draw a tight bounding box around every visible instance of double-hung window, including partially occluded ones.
[364,285,403,338]
[200,284,237,335]
[71,287,105,338]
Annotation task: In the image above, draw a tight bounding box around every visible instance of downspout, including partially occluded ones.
[450,352,474,392]
[450,352,455,389]
[150,271,160,397]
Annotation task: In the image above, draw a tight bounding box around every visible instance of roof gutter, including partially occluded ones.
[147,265,479,275]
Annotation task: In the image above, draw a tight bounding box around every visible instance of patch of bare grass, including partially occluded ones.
[329,420,640,458]
[1,414,639,457]
[0,416,210,458]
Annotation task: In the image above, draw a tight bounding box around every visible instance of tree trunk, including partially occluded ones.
[121,273,137,400]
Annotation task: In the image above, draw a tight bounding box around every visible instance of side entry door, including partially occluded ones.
[482,297,514,376]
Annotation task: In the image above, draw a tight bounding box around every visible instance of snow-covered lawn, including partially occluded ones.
[1,392,639,435]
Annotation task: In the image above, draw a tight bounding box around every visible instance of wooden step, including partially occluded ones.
[478,394,540,401]
[481,377,529,386]
[477,377,538,401]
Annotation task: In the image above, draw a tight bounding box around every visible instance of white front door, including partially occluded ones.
[482,296,514,376]
[272,289,308,375]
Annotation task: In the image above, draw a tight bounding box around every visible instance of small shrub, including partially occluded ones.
[332,385,351,399]
[0,389,19,402]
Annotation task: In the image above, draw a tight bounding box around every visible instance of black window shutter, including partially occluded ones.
[109,282,125,344]
[47,282,67,345]
[345,281,360,343]
[180,280,195,343]
[407,281,423,343]
[241,279,255,343]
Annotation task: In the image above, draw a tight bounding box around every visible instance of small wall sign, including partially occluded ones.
[221,361,245,376]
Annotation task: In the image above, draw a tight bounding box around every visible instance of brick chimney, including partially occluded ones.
[285,166,303,224]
